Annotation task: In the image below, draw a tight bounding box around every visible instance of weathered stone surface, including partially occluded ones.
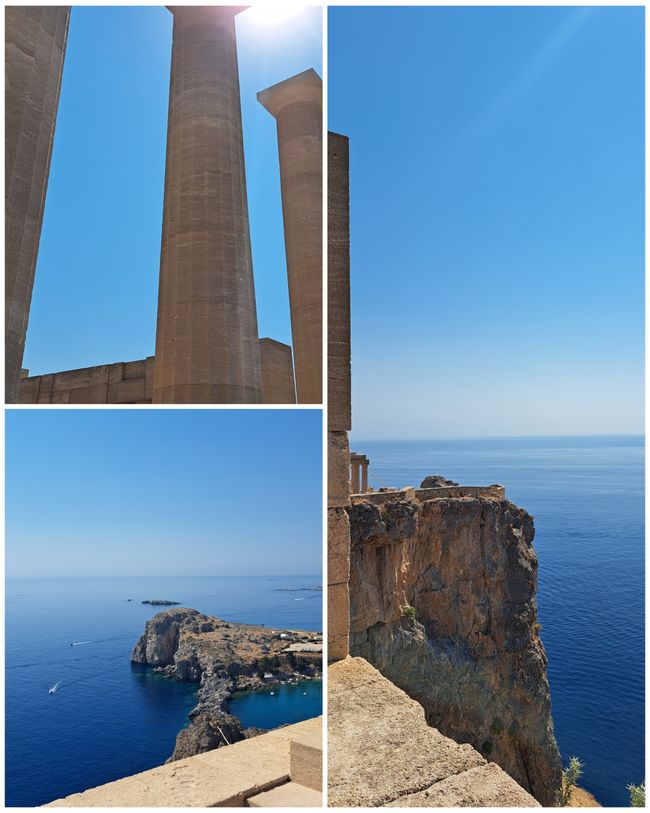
[327,582,349,663]
[327,508,350,586]
[259,70,322,405]
[259,337,296,404]
[5,6,70,403]
[328,431,350,508]
[327,133,351,432]
[347,493,562,806]
[248,781,322,807]
[329,657,491,807]
[153,6,262,404]
[18,357,155,404]
[131,608,321,762]
[289,728,322,792]
[385,763,542,808]
[47,717,321,807]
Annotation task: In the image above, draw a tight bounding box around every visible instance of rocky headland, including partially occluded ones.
[347,478,562,806]
[131,608,322,761]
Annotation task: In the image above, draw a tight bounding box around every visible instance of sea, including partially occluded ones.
[354,435,644,807]
[5,574,322,807]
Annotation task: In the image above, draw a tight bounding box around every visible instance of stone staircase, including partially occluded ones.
[247,727,323,807]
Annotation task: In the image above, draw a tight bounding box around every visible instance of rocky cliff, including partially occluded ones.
[131,608,322,761]
[347,489,562,806]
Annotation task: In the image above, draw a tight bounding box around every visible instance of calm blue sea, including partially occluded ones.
[354,435,644,807]
[5,575,322,807]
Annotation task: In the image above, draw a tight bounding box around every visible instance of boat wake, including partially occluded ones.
[48,681,62,694]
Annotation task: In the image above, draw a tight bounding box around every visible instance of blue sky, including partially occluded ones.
[6,409,322,578]
[24,6,322,376]
[329,7,644,440]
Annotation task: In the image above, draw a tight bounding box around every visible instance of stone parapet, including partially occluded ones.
[47,716,321,808]
[349,485,506,505]
[328,657,539,808]
[18,357,155,404]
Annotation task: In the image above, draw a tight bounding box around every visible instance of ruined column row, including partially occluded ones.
[6,6,322,406]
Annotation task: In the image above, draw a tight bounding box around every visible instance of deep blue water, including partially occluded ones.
[5,575,322,807]
[230,679,322,730]
[355,435,644,808]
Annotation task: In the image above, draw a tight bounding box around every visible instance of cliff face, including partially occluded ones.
[131,608,322,761]
[347,494,562,806]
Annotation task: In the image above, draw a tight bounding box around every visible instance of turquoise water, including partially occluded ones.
[230,678,322,730]
[355,435,644,807]
[5,575,322,807]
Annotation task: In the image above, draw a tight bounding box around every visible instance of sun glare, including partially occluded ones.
[246,3,303,24]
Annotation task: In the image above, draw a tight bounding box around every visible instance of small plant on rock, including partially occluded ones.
[628,781,645,807]
[558,756,583,806]
[401,604,417,620]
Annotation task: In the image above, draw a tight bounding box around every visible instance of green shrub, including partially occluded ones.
[480,740,493,756]
[628,781,645,807]
[558,756,583,806]
[490,717,505,736]
[401,604,416,620]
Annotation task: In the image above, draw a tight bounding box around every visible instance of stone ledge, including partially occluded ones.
[47,717,321,808]
[350,485,506,505]
[328,657,539,808]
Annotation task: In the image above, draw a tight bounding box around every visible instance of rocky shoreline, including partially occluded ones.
[130,608,322,761]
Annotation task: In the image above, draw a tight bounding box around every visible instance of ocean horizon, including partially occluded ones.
[350,434,644,807]
[5,574,322,807]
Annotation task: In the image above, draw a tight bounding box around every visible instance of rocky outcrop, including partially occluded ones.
[347,493,562,806]
[131,608,322,762]
[420,475,459,488]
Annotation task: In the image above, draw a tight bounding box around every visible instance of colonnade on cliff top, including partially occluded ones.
[6,6,322,405]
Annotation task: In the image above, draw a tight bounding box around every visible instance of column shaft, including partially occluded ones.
[153,6,262,404]
[361,462,368,493]
[350,461,361,494]
[5,6,70,403]
[258,70,322,404]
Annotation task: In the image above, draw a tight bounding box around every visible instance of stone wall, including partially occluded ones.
[327,132,351,662]
[18,339,296,405]
[18,357,154,404]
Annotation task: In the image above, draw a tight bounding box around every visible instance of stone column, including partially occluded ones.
[258,69,322,404]
[5,6,70,403]
[259,337,296,404]
[350,457,361,494]
[327,132,351,663]
[361,459,369,493]
[153,6,262,404]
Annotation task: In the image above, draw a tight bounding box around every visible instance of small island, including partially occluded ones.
[142,600,180,606]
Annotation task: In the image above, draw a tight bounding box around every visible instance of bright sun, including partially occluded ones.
[246,3,303,24]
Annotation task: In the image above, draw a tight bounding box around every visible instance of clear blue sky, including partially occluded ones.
[6,409,322,578]
[329,7,644,440]
[24,6,322,376]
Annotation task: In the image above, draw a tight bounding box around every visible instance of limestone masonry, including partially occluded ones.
[7,6,322,405]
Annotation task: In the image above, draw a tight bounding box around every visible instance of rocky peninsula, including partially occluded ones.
[131,608,322,761]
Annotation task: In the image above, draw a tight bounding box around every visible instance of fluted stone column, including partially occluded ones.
[5,6,70,403]
[350,457,361,494]
[153,6,262,404]
[361,459,369,493]
[258,69,322,404]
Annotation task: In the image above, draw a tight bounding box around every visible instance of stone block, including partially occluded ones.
[109,378,146,404]
[328,508,350,587]
[67,383,108,404]
[328,581,349,662]
[18,376,39,403]
[328,431,350,508]
[289,729,322,791]
[247,782,322,808]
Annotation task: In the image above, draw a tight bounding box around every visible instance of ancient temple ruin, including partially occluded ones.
[6,6,322,405]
